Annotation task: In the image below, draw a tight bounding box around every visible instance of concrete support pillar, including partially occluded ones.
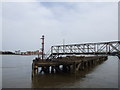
[76,63,81,71]
[63,65,68,72]
[40,66,44,73]
[80,62,84,71]
[91,60,94,65]
[35,65,38,74]
[86,62,88,67]
[69,65,73,73]
[55,65,61,73]
[51,66,55,73]
[45,66,49,73]
[73,62,76,73]
[66,65,71,72]
[88,61,90,67]
[84,62,86,68]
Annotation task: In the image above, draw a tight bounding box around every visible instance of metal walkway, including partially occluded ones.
[47,41,120,60]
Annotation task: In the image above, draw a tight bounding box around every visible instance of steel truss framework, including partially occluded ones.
[47,41,120,59]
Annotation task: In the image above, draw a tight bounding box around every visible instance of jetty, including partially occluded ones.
[32,35,120,75]
[32,56,108,74]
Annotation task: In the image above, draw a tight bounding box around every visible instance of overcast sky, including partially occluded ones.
[2,2,118,52]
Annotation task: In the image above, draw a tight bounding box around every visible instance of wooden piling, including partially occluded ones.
[32,56,108,74]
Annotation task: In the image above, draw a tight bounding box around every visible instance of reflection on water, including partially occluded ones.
[2,55,118,88]
[32,73,81,88]
[31,61,105,88]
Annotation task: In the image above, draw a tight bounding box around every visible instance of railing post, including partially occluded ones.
[51,46,53,54]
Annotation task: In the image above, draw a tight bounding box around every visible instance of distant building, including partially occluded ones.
[34,50,42,55]
[15,50,21,55]
[21,50,42,55]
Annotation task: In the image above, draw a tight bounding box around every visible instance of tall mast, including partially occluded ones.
[41,35,44,60]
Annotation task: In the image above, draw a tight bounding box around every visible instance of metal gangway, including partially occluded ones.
[47,41,120,60]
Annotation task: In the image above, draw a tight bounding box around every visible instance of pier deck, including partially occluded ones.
[32,56,108,75]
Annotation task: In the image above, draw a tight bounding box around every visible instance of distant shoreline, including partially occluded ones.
[0,54,38,56]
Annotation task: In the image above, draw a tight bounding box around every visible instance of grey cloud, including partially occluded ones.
[2,2,118,52]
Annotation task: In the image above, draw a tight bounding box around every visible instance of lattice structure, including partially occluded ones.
[47,41,120,60]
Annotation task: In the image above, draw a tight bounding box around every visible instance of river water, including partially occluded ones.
[1,55,118,88]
